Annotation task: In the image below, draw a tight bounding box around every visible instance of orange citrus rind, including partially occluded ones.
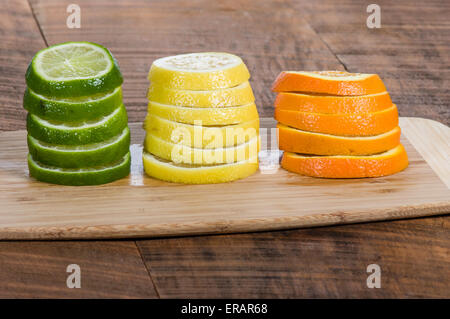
[274,104,399,137]
[278,124,401,156]
[272,71,386,96]
[274,91,392,114]
[281,144,409,178]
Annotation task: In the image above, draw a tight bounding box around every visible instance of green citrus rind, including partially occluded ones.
[28,152,131,186]
[27,127,130,168]
[27,104,128,145]
[23,86,123,122]
[26,42,123,98]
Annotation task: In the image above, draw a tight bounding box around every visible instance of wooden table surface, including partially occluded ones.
[0,0,448,298]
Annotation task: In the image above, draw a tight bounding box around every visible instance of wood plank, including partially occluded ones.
[136,216,449,298]
[0,0,157,298]
[293,0,450,125]
[401,118,450,188]
[0,118,448,240]
[28,0,343,120]
[129,0,450,298]
[0,241,158,298]
[0,0,46,131]
[9,0,449,299]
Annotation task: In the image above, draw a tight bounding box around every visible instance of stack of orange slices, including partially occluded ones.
[272,71,408,178]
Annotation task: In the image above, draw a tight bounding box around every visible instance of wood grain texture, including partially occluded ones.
[0,0,46,131]
[27,0,343,122]
[0,0,157,299]
[0,0,448,298]
[0,241,158,298]
[294,0,450,125]
[137,216,450,298]
[401,118,450,188]
[0,119,448,240]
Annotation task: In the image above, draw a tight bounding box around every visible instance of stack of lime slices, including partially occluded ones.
[24,42,130,185]
[143,52,260,184]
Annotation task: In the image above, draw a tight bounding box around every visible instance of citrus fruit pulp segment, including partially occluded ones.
[27,104,128,145]
[27,127,130,168]
[147,81,254,107]
[274,104,398,136]
[274,91,392,114]
[144,115,260,149]
[145,133,259,165]
[26,42,123,98]
[147,101,259,125]
[23,86,123,122]
[281,144,408,178]
[148,52,250,90]
[142,151,258,184]
[28,152,131,186]
[272,71,386,95]
[278,124,401,156]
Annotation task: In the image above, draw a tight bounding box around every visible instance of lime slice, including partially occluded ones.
[28,152,131,186]
[28,127,130,168]
[147,101,259,125]
[23,86,123,122]
[27,104,128,145]
[26,42,123,98]
[148,52,250,90]
[143,151,258,184]
[147,81,255,108]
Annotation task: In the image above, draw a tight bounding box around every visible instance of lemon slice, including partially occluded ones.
[144,115,259,148]
[143,151,258,184]
[28,152,131,186]
[147,101,258,125]
[145,133,259,164]
[28,127,130,168]
[148,52,250,90]
[26,42,123,98]
[147,81,254,107]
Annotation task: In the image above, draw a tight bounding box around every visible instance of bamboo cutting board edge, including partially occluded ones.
[400,117,450,188]
[0,117,449,240]
[1,201,449,240]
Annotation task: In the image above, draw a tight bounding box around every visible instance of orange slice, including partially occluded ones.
[272,71,386,96]
[274,91,392,114]
[278,124,401,156]
[274,104,398,136]
[281,144,408,178]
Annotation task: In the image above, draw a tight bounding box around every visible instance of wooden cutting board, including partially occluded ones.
[0,117,448,240]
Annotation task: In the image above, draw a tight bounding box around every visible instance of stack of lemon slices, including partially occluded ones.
[24,42,130,185]
[143,52,260,184]
[272,71,408,178]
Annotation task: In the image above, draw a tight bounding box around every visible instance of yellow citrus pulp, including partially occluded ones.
[143,52,260,183]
